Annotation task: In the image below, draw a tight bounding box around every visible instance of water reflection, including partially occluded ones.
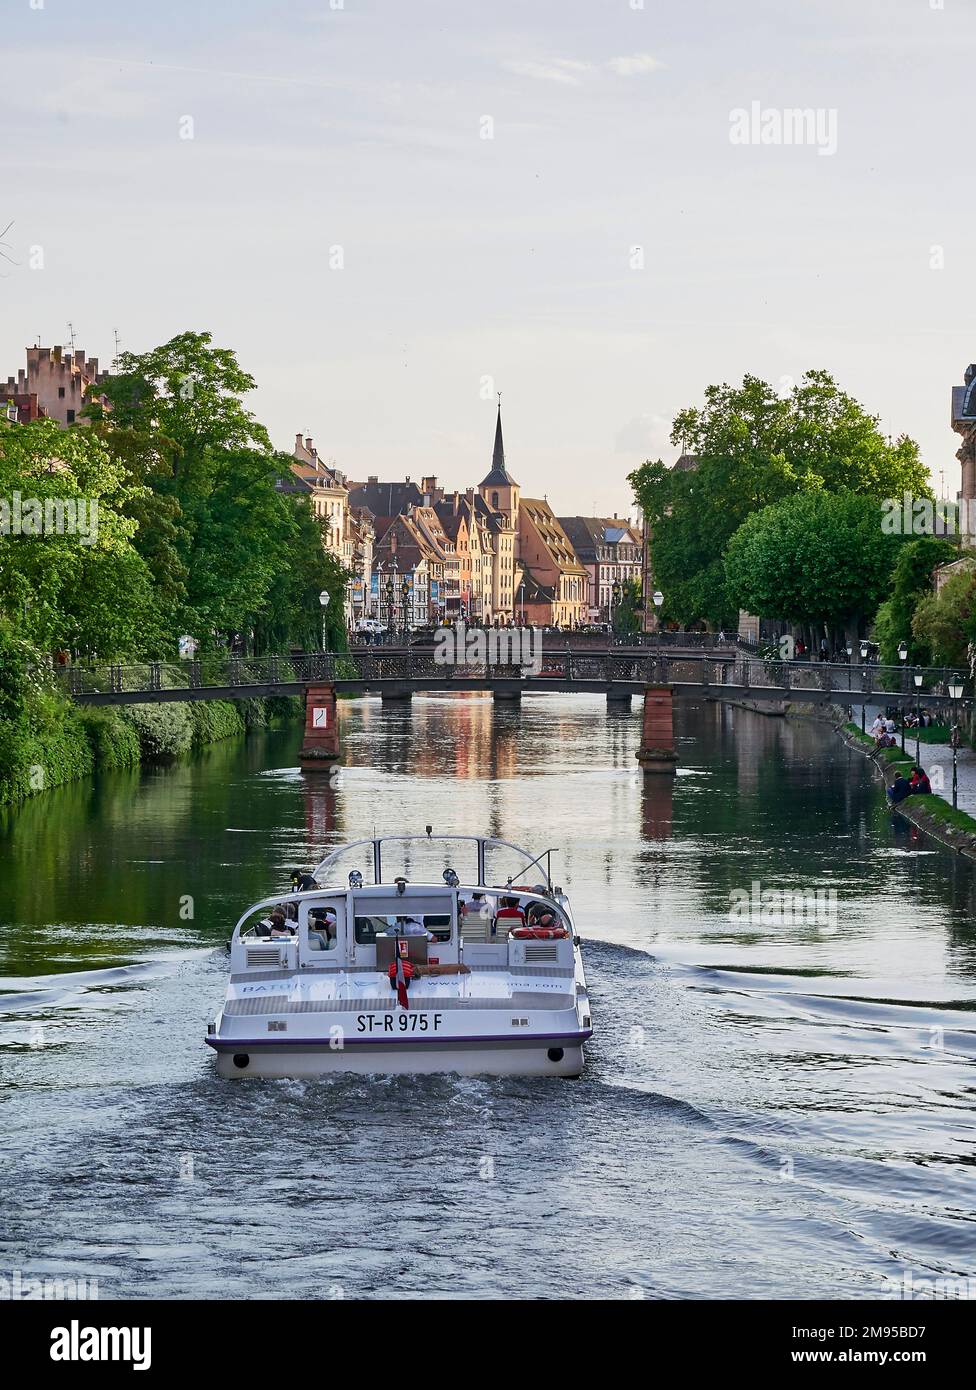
[2,695,976,1299]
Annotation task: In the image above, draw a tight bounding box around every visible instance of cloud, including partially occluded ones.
[503,53,664,86]
[606,53,664,77]
[502,58,593,85]
[614,413,672,456]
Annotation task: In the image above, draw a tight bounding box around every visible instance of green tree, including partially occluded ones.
[88,331,270,493]
[0,417,158,657]
[612,577,642,637]
[911,568,976,669]
[871,536,957,665]
[631,371,930,627]
[724,491,902,637]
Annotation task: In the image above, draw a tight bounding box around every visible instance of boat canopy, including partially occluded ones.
[312,834,557,891]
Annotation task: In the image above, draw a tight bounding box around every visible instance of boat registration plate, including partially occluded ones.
[356,1013,444,1033]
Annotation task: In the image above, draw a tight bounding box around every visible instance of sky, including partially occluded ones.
[0,0,973,516]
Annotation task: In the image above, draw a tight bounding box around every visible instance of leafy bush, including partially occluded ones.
[190,699,246,746]
[264,695,303,722]
[239,698,268,728]
[121,702,195,760]
[0,689,94,805]
[77,707,142,770]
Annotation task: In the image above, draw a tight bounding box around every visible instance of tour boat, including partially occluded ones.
[205,833,592,1078]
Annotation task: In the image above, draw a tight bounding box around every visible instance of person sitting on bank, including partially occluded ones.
[887,773,912,806]
[870,715,885,739]
[909,766,932,796]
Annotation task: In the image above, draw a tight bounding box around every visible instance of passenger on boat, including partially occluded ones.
[495,896,526,928]
[269,908,293,938]
[461,892,489,921]
[290,869,319,893]
[526,902,557,929]
[394,915,434,939]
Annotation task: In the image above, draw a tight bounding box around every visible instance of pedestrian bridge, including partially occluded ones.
[56,649,967,711]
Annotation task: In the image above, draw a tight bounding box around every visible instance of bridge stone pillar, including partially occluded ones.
[636,684,677,775]
[299,683,340,770]
[381,683,414,702]
[607,687,632,707]
[492,682,522,703]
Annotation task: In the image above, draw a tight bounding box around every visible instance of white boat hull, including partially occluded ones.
[210,1037,586,1079]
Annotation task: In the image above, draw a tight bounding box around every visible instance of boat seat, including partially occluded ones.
[460,917,491,943]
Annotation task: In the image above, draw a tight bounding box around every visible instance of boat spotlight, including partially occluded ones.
[348,870,363,889]
[443,868,459,887]
[425,825,433,838]
[395,876,408,896]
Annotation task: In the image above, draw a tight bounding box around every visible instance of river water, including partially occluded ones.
[2,695,975,1301]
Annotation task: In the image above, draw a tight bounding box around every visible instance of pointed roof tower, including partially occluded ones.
[479,397,517,488]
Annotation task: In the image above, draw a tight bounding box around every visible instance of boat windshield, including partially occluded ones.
[354,913,452,944]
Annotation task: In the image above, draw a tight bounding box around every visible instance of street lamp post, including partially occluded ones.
[401,577,410,639]
[949,676,964,810]
[319,589,330,653]
[652,590,664,632]
[898,642,908,750]
[859,641,870,733]
[913,669,923,766]
[611,578,622,637]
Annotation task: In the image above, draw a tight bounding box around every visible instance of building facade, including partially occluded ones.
[951,363,976,543]
[517,499,588,628]
[1,344,110,427]
[559,515,644,621]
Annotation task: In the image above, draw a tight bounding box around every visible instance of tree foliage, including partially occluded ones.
[724,491,902,631]
[911,568,976,669]
[871,536,957,665]
[631,371,930,627]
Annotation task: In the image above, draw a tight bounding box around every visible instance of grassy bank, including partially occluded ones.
[0,680,303,808]
[841,723,976,846]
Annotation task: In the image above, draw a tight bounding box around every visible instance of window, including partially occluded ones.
[58,387,66,399]
[66,409,75,423]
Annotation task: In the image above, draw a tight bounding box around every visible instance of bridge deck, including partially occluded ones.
[56,649,968,711]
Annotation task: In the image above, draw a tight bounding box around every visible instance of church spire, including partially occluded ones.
[479,392,517,489]
[492,393,505,473]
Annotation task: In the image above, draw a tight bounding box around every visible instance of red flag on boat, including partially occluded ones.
[388,942,413,1009]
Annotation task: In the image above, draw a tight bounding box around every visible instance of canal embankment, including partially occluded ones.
[838,722,976,861]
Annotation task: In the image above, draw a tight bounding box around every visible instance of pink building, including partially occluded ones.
[2,345,110,427]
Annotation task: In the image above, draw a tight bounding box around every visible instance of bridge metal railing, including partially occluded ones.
[51,650,972,706]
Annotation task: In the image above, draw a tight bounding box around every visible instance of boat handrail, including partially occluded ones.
[312,834,554,889]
